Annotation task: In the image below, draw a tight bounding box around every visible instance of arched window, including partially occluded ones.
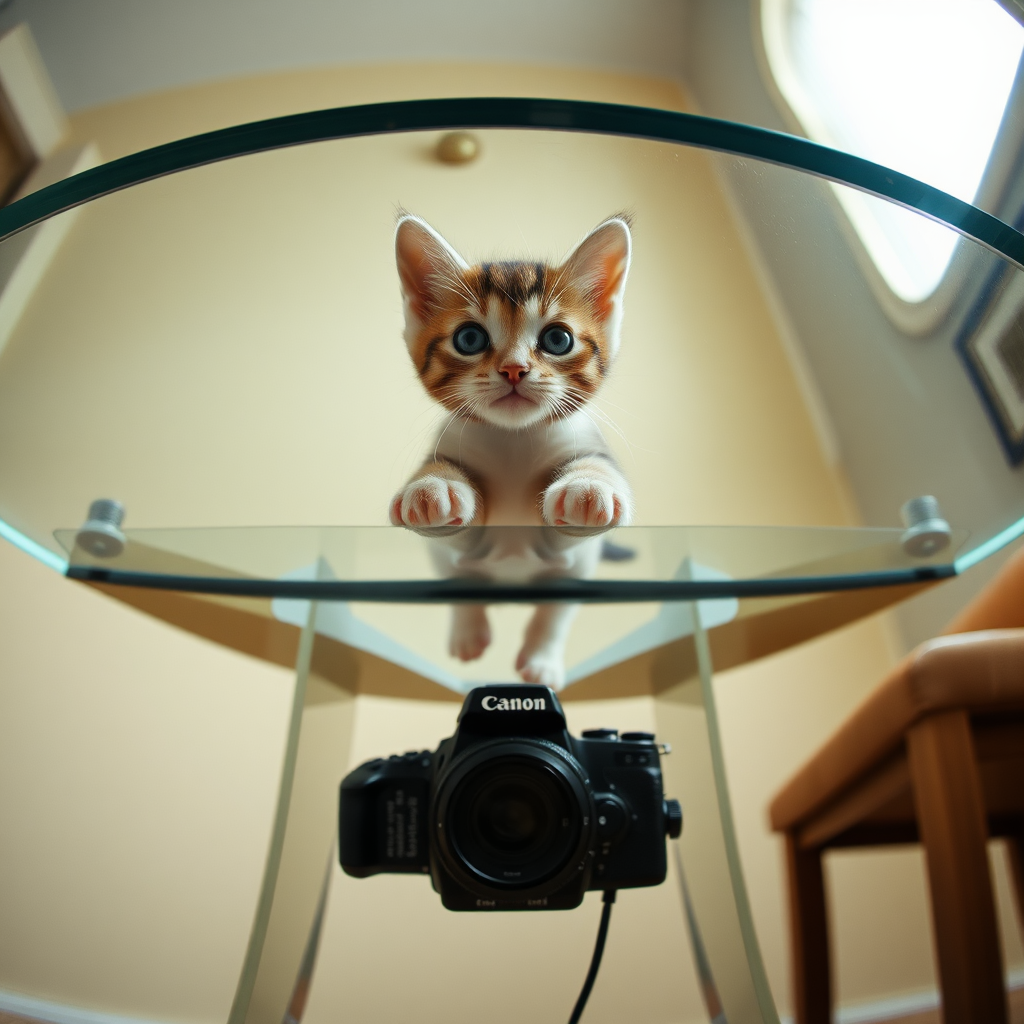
[759,0,1024,323]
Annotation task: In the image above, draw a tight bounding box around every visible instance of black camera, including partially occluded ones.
[339,684,682,910]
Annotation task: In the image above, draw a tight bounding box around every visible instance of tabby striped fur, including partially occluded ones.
[390,214,633,687]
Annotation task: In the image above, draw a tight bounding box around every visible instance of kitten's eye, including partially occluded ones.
[539,324,574,356]
[452,323,489,355]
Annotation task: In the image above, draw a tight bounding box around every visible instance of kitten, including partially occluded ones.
[390,214,633,687]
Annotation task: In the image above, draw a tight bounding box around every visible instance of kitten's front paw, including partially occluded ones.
[390,476,476,528]
[542,474,631,529]
[515,645,566,689]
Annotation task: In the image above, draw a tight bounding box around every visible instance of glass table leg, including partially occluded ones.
[655,600,780,1024]
[228,599,356,1024]
[282,856,332,1024]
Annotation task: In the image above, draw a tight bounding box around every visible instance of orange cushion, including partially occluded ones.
[769,630,1024,832]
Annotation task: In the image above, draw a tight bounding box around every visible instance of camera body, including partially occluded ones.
[339,684,681,910]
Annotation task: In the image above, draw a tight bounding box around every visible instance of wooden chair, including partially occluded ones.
[770,546,1024,1024]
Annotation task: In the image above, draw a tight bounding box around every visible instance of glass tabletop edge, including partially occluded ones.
[1,97,1020,270]
[63,563,957,602]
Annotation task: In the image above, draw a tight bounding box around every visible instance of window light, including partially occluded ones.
[773,0,1023,303]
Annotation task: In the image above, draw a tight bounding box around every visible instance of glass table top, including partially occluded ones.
[55,523,965,600]
[0,97,1021,593]
[48,521,965,694]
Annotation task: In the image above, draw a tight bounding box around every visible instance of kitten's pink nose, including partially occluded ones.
[499,363,530,384]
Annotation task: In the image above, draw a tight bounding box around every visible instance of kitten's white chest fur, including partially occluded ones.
[427,411,607,588]
[435,411,604,526]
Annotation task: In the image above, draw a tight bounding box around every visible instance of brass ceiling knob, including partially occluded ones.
[436,131,480,165]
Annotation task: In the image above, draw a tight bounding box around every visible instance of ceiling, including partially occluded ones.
[0,0,690,113]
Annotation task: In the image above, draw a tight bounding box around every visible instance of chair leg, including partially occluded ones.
[784,832,830,1024]
[907,710,1007,1024]
[1007,834,1024,942]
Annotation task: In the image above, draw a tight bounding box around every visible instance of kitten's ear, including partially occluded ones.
[561,217,632,321]
[395,215,468,321]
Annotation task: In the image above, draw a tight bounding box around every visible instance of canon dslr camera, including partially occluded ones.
[339,684,682,910]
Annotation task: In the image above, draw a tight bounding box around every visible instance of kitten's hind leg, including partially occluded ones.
[515,603,578,689]
[450,603,491,661]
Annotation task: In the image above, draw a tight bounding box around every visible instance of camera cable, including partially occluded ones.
[567,889,617,1024]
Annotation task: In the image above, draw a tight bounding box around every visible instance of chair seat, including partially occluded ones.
[770,629,1024,835]
[771,549,1024,1024]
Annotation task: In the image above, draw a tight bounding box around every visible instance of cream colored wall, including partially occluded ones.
[0,61,1019,1024]
[0,539,294,1020]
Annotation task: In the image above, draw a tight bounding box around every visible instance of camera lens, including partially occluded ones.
[475,773,552,852]
[447,756,581,889]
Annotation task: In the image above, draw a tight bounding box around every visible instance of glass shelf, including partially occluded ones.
[56,523,966,600]
[50,522,965,697]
